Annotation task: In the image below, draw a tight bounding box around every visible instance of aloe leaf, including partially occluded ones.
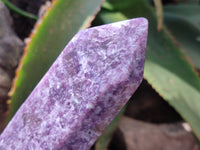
[164,13,200,69]
[9,0,104,120]
[164,5,200,26]
[95,106,126,150]
[178,0,199,5]
[163,5,200,69]
[102,0,133,10]
[97,0,200,139]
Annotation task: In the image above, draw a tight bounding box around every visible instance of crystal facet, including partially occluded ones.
[0,18,148,150]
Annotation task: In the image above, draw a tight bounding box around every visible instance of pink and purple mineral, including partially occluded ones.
[0,18,148,150]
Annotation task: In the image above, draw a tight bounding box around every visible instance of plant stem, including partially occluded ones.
[1,0,38,20]
[153,0,163,31]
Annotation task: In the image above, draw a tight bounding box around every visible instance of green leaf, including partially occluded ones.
[95,106,126,150]
[164,13,200,69]
[177,0,199,5]
[163,5,200,69]
[102,0,133,10]
[97,0,200,140]
[164,5,200,26]
[9,0,104,120]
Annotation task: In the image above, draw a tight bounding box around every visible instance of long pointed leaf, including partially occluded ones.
[97,0,200,139]
[164,5,200,26]
[163,5,200,69]
[164,13,200,69]
[9,0,104,120]
[95,106,126,150]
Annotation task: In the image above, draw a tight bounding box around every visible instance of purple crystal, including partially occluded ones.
[0,18,148,150]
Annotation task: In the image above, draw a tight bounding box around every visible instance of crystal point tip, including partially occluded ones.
[0,18,148,150]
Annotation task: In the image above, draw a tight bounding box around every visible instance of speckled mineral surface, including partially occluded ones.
[0,18,148,150]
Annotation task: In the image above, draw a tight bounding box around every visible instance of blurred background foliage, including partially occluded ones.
[1,0,200,149]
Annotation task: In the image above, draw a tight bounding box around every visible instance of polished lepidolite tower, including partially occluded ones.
[0,18,148,150]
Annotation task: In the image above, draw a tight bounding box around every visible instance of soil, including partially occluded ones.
[125,80,182,124]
